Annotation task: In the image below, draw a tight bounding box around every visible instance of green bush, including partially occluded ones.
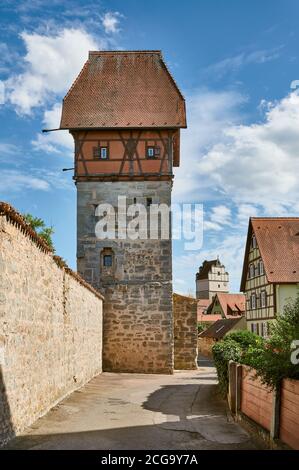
[244,293,299,389]
[197,322,206,334]
[212,294,299,393]
[212,330,263,396]
[225,330,262,349]
[23,213,54,249]
[212,339,242,396]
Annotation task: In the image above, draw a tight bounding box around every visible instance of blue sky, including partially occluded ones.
[1,0,299,294]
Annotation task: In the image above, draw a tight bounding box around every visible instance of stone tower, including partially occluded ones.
[59,51,186,373]
[196,258,229,300]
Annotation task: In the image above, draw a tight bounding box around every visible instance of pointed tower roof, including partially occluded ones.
[60,50,187,130]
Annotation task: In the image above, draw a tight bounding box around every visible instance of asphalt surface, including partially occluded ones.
[4,358,265,450]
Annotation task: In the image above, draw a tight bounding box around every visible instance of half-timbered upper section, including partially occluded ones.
[60,51,186,181]
[241,217,299,291]
[240,217,299,335]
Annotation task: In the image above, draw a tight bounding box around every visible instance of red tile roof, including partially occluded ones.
[198,313,223,323]
[60,50,186,130]
[197,299,211,321]
[241,218,299,289]
[197,299,221,322]
[216,293,245,317]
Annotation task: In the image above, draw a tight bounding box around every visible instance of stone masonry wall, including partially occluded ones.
[0,209,103,446]
[77,181,173,373]
[173,293,198,369]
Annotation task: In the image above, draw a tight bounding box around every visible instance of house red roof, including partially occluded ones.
[60,50,186,130]
[197,299,215,322]
[241,217,299,290]
[197,313,223,323]
[216,293,245,317]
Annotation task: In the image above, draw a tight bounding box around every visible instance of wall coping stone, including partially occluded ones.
[0,201,104,302]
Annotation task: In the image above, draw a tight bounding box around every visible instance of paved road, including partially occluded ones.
[5,360,264,450]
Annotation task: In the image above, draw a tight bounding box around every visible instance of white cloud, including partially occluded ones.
[5,28,100,115]
[0,143,19,156]
[210,205,231,225]
[102,12,121,34]
[173,89,247,203]
[205,46,283,79]
[0,170,50,193]
[32,102,73,155]
[175,89,299,215]
[236,204,260,226]
[198,91,299,212]
[203,220,222,231]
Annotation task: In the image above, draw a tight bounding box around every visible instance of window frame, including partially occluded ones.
[250,292,256,310]
[249,263,255,279]
[146,145,160,159]
[251,235,257,249]
[103,254,113,267]
[261,290,267,308]
[259,259,264,276]
[93,145,109,160]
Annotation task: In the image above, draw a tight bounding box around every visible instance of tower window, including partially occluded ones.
[147,197,153,207]
[100,147,108,159]
[103,254,112,267]
[93,146,109,159]
[146,146,160,158]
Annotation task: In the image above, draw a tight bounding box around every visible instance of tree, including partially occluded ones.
[244,292,299,388]
[23,213,54,249]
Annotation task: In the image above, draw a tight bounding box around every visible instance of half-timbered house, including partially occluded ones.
[240,217,299,336]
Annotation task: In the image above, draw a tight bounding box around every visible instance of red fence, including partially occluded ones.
[241,367,273,432]
[280,379,299,450]
[228,362,299,449]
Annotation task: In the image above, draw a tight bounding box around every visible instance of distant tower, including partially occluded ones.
[196,258,229,300]
[59,51,186,373]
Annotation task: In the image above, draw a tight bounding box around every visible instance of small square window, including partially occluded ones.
[103,255,112,267]
[147,197,153,207]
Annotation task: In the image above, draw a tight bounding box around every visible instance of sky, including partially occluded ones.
[1,0,299,295]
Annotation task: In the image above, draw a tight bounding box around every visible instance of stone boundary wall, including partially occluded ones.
[0,203,104,446]
[173,293,198,369]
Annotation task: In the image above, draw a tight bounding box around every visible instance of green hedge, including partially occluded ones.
[212,330,262,396]
[212,293,299,394]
